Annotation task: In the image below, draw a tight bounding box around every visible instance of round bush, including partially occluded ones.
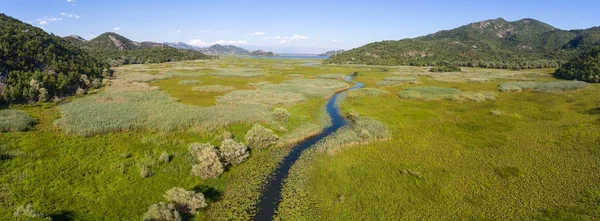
[245,124,279,150]
[219,139,249,165]
[272,108,290,122]
[188,143,223,179]
[143,202,181,221]
[164,187,207,214]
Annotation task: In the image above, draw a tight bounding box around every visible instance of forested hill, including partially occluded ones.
[64,32,214,66]
[326,18,600,69]
[0,13,108,103]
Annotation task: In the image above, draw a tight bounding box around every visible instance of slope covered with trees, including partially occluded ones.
[66,32,214,66]
[554,46,600,82]
[0,13,108,104]
[326,18,600,69]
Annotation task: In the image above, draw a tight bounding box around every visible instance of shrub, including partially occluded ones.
[272,108,290,122]
[399,86,496,102]
[430,65,461,72]
[159,151,171,163]
[140,166,152,178]
[219,139,250,166]
[0,109,36,132]
[38,88,49,102]
[14,203,50,220]
[178,80,202,85]
[221,131,234,140]
[76,87,86,96]
[163,187,207,214]
[245,124,279,150]
[191,85,235,93]
[143,202,181,221]
[188,143,223,179]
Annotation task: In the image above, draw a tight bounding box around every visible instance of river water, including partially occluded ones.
[254,75,364,220]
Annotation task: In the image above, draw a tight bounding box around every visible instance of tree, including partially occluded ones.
[245,124,279,150]
[219,139,249,166]
[142,202,181,221]
[554,46,600,82]
[188,143,223,179]
[163,187,207,214]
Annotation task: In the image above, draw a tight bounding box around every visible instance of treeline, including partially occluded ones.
[91,47,214,66]
[554,46,600,82]
[0,14,109,104]
[413,59,562,70]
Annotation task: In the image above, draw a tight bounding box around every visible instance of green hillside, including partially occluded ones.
[326,18,600,69]
[0,13,108,104]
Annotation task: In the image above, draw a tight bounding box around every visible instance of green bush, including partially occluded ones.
[163,187,207,214]
[14,203,51,221]
[159,151,171,163]
[272,108,291,122]
[219,139,249,166]
[245,124,279,150]
[188,143,223,179]
[0,109,36,132]
[142,202,181,221]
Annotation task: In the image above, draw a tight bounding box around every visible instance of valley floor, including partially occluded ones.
[1,58,599,220]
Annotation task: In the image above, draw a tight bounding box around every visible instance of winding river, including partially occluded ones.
[254,75,364,220]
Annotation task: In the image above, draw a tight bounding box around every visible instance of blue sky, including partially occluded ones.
[2,0,599,53]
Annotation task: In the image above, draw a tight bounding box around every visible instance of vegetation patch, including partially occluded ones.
[317,74,347,79]
[178,80,202,85]
[247,81,272,87]
[375,81,403,87]
[498,81,588,93]
[277,116,390,219]
[554,46,600,82]
[212,68,266,78]
[430,65,461,72]
[192,85,236,93]
[399,86,496,102]
[347,88,390,98]
[0,109,36,132]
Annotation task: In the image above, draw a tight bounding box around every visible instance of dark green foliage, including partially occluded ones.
[430,66,461,72]
[0,13,108,103]
[326,18,600,69]
[554,47,600,82]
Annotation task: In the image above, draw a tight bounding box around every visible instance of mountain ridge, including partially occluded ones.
[326,17,600,69]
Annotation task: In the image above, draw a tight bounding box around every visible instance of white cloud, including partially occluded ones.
[214,40,248,45]
[36,17,63,25]
[60,12,80,19]
[189,39,209,46]
[332,39,339,42]
[113,27,121,31]
[248,31,266,36]
[66,0,75,2]
[176,30,181,34]
[262,34,310,44]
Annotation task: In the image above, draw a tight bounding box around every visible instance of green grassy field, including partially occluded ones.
[277,67,600,220]
[1,57,599,220]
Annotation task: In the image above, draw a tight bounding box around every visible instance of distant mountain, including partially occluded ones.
[164,42,202,50]
[318,50,345,56]
[202,44,249,55]
[249,50,276,56]
[66,32,213,66]
[0,13,107,103]
[165,43,249,55]
[326,18,600,69]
